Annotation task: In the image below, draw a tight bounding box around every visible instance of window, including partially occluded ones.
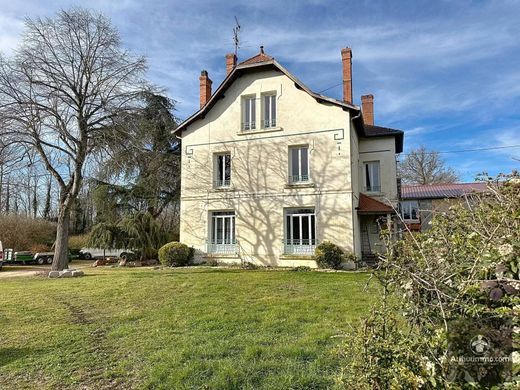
[284,208,316,254]
[363,161,380,192]
[214,153,231,187]
[209,211,236,254]
[400,201,419,222]
[289,146,309,183]
[263,94,276,128]
[242,96,256,130]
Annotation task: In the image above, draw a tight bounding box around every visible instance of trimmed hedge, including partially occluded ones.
[158,242,194,267]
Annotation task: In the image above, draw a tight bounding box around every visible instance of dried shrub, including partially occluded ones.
[0,215,56,250]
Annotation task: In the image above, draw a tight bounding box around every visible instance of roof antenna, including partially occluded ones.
[233,16,241,57]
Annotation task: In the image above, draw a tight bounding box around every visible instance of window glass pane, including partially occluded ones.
[250,98,255,127]
[217,155,223,181]
[224,154,231,181]
[244,99,250,123]
[300,148,308,177]
[365,164,371,188]
[301,216,309,240]
[310,215,315,240]
[372,162,380,188]
[290,148,299,176]
[264,95,270,121]
[271,95,276,122]
[292,216,300,240]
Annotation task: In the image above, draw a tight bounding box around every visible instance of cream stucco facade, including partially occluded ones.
[177,51,403,267]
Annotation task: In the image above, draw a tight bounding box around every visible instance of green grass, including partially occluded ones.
[0,267,378,389]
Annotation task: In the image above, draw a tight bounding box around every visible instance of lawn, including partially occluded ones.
[0,267,378,389]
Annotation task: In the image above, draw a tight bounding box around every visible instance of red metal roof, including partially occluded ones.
[401,183,488,199]
[358,193,394,213]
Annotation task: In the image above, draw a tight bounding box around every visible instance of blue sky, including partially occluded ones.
[1,0,519,181]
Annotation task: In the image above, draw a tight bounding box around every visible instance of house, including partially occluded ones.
[400,182,488,231]
[175,46,404,267]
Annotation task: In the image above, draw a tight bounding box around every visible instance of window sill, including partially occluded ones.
[237,127,283,136]
[403,220,420,224]
[285,182,316,189]
[212,187,236,192]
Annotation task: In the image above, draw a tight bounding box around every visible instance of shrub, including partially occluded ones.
[158,242,193,267]
[0,215,56,250]
[314,241,345,269]
[291,266,312,272]
[241,261,259,270]
[30,243,52,253]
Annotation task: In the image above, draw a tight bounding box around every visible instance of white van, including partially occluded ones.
[80,247,135,260]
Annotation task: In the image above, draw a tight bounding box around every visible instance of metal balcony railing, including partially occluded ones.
[242,121,256,131]
[207,240,238,255]
[283,239,318,255]
[263,118,276,128]
[214,179,231,188]
[289,174,309,184]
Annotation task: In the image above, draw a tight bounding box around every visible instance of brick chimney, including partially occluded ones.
[341,47,352,104]
[199,70,212,109]
[361,94,374,125]
[226,53,237,75]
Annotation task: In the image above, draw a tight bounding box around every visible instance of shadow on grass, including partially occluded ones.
[0,347,44,368]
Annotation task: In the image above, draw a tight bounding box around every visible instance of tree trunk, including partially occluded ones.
[52,206,70,271]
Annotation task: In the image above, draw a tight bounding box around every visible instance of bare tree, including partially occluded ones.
[0,8,148,270]
[398,146,459,185]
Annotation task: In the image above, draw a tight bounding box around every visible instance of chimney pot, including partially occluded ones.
[361,94,374,125]
[341,47,353,104]
[225,53,237,75]
[260,45,264,54]
[199,70,212,109]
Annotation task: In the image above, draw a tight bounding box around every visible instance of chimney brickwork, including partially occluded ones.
[341,47,352,104]
[199,70,212,108]
[361,94,374,125]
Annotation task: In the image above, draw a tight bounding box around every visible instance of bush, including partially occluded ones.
[314,241,345,269]
[0,215,56,250]
[158,242,193,267]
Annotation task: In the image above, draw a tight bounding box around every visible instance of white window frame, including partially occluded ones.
[288,146,310,183]
[283,208,317,254]
[363,161,381,192]
[208,211,236,254]
[400,200,419,222]
[262,93,277,128]
[242,95,256,131]
[214,153,231,188]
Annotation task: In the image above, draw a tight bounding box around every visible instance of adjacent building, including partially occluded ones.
[400,182,488,231]
[175,46,404,267]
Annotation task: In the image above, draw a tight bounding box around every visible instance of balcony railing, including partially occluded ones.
[289,175,309,184]
[207,240,238,255]
[214,179,231,188]
[364,185,381,192]
[263,118,276,128]
[241,121,256,131]
[283,239,317,255]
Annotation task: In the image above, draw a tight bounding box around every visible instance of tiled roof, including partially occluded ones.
[358,193,394,213]
[401,183,488,199]
[239,52,273,65]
